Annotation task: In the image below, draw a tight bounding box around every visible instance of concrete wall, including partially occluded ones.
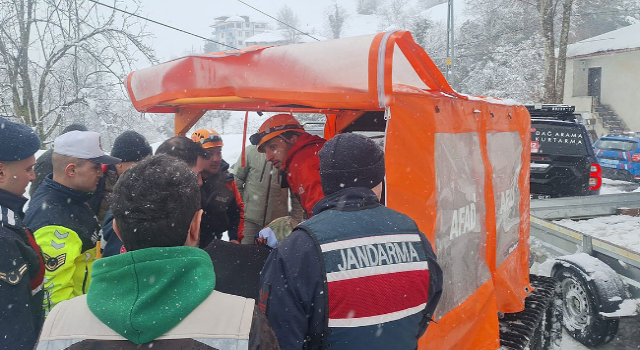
[564,50,640,131]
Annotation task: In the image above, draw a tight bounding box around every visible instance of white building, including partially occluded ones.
[563,22,640,133]
[208,15,269,52]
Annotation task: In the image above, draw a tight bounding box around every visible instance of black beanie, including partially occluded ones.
[111,131,152,162]
[319,133,385,195]
[0,117,41,162]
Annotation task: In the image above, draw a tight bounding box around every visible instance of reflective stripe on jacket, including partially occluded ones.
[260,188,442,350]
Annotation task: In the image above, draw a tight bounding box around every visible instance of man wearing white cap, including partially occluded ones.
[25,131,120,313]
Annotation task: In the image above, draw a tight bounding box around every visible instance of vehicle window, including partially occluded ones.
[594,138,638,152]
[531,123,588,156]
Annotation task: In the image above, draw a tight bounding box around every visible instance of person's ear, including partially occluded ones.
[0,163,6,182]
[185,209,203,247]
[65,163,77,178]
[290,134,299,144]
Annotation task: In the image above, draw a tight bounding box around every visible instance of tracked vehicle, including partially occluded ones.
[125,31,561,350]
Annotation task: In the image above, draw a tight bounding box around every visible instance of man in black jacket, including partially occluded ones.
[100,131,153,257]
[25,131,121,314]
[191,129,245,246]
[0,117,45,350]
[260,133,443,350]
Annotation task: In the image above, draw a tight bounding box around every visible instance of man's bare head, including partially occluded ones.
[52,153,103,192]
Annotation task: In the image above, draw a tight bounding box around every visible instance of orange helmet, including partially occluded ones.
[191,129,223,148]
[250,114,304,152]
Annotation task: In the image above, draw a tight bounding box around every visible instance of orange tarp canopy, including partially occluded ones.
[125,31,532,350]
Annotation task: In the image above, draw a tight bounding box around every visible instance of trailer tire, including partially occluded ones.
[553,265,619,347]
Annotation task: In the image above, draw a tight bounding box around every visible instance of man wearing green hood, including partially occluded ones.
[35,154,279,349]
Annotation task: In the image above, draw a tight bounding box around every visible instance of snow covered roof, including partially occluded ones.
[567,22,640,58]
[225,15,246,23]
[245,31,287,43]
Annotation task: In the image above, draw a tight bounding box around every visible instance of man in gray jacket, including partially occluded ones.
[234,145,303,244]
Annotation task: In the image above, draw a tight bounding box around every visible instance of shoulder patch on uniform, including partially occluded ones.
[43,252,67,272]
[0,263,28,285]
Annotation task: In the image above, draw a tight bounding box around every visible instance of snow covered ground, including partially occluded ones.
[553,215,640,253]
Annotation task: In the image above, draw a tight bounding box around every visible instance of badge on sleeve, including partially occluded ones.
[0,263,28,285]
[43,252,67,272]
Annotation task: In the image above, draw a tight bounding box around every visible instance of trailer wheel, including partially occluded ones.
[554,265,618,346]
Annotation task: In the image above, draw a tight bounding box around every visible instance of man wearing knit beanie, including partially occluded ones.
[110,131,153,176]
[0,117,46,349]
[260,133,443,350]
[101,130,152,258]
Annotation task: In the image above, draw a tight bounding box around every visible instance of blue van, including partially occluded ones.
[594,134,640,182]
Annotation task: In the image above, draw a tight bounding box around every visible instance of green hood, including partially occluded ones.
[87,246,216,344]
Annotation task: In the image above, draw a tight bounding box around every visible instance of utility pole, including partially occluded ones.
[445,0,454,87]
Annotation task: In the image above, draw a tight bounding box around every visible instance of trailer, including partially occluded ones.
[530,193,640,347]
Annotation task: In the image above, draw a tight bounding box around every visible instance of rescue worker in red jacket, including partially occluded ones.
[191,129,245,246]
[250,114,326,218]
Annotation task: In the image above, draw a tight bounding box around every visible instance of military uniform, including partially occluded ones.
[0,190,45,349]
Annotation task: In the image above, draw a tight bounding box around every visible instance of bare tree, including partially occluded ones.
[538,0,557,102]
[357,0,381,15]
[327,3,347,39]
[555,0,574,103]
[0,0,155,141]
[378,0,412,31]
[276,5,300,44]
[537,0,574,103]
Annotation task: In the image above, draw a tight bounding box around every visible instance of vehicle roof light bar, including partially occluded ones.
[525,104,577,121]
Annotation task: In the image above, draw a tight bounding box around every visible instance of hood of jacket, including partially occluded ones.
[86,246,216,344]
[283,133,325,170]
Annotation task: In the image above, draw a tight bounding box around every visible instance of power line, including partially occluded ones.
[235,0,321,42]
[87,0,238,50]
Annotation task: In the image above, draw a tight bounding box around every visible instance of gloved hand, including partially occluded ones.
[256,227,279,248]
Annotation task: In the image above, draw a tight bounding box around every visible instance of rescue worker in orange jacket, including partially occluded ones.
[250,114,326,218]
[191,129,245,246]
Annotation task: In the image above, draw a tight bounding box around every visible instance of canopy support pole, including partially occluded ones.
[175,108,206,136]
